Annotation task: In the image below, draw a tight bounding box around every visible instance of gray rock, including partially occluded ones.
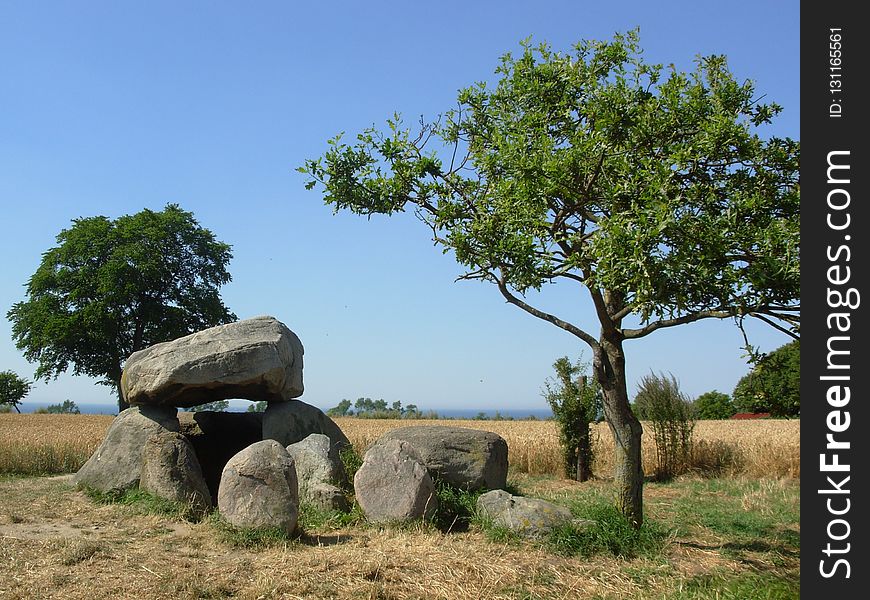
[140,430,212,514]
[121,316,304,408]
[477,490,592,537]
[178,410,264,500]
[286,433,349,512]
[286,433,345,486]
[73,406,180,493]
[217,440,299,534]
[378,426,508,491]
[263,400,349,451]
[307,482,350,513]
[353,439,437,523]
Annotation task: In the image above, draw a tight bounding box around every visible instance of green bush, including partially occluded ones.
[542,356,600,481]
[692,390,735,419]
[42,400,81,414]
[634,372,695,480]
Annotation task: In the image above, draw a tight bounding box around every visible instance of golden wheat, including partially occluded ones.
[0,413,799,478]
[0,413,111,475]
[333,417,800,479]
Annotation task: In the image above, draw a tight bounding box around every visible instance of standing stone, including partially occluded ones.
[353,439,438,523]
[476,490,593,537]
[286,433,349,512]
[139,430,212,515]
[74,406,180,493]
[378,426,508,491]
[217,440,299,534]
[121,316,304,408]
[263,400,349,451]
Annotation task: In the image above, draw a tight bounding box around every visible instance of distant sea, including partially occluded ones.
[17,402,553,420]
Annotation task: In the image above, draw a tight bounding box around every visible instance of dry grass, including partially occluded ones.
[0,413,799,479]
[0,474,799,600]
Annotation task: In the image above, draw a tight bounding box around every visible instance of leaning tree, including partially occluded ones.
[300,31,800,526]
[8,204,237,411]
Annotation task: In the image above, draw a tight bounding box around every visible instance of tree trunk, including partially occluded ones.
[117,387,129,413]
[110,366,128,413]
[575,375,593,482]
[576,428,592,482]
[593,334,644,527]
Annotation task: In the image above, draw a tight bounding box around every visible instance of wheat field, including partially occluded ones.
[0,413,799,478]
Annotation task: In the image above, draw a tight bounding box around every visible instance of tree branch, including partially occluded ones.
[751,313,800,339]
[495,275,599,350]
[622,308,737,339]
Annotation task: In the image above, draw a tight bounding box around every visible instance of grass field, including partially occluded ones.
[0,413,800,598]
[0,473,799,599]
[0,413,800,479]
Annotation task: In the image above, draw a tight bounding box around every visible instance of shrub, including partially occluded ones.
[542,356,600,481]
[44,400,81,414]
[634,372,695,480]
[693,391,735,419]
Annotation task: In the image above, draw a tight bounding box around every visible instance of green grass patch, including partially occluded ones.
[661,570,799,600]
[432,480,482,532]
[83,486,205,522]
[339,445,363,485]
[662,479,800,559]
[475,491,669,559]
[208,512,300,549]
[547,503,668,558]
[297,500,363,531]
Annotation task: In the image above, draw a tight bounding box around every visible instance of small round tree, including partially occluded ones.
[0,370,32,413]
[7,204,236,412]
[733,340,799,417]
[693,391,735,419]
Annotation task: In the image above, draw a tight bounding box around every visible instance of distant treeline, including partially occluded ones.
[326,398,429,419]
[326,398,547,421]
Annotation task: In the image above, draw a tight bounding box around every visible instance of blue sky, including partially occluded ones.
[0,1,799,413]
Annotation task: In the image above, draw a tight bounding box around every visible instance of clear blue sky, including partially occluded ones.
[1,1,799,413]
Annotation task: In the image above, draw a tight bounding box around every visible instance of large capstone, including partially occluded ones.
[263,400,349,452]
[73,406,180,493]
[121,316,304,408]
[140,430,212,515]
[353,439,437,523]
[217,440,299,534]
[378,426,508,491]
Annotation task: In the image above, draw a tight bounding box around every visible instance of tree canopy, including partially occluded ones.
[733,340,799,417]
[7,204,236,410]
[0,370,31,413]
[301,30,799,525]
[692,390,736,419]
